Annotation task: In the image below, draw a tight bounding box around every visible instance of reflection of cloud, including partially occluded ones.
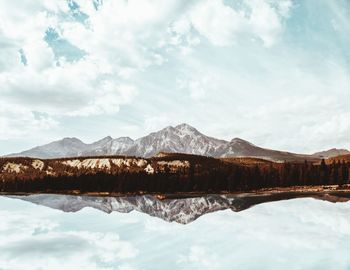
[178,246,219,270]
[143,218,180,234]
[117,264,137,270]
[1,197,350,270]
[175,199,350,270]
[0,207,138,270]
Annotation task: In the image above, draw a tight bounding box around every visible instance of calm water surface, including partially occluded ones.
[1,196,350,270]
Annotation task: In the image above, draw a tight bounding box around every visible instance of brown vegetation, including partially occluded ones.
[327,154,350,164]
[1,154,349,194]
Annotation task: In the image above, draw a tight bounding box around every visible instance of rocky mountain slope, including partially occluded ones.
[5,123,330,162]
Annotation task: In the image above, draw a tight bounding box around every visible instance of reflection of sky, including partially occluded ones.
[1,197,350,270]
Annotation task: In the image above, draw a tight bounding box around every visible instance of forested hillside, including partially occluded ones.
[1,154,349,194]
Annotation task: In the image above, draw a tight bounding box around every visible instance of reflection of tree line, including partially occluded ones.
[0,156,350,193]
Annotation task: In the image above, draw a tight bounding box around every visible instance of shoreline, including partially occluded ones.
[2,184,350,200]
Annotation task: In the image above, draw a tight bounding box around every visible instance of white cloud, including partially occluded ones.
[144,115,174,133]
[189,0,243,46]
[0,0,147,138]
[186,0,292,47]
[59,0,184,70]
[0,103,58,139]
[0,57,138,116]
[0,33,22,72]
[177,73,218,100]
[0,1,62,70]
[22,38,55,71]
[248,0,286,47]
[0,0,349,155]
[67,81,138,116]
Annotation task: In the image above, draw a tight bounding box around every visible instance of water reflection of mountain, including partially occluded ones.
[7,192,350,224]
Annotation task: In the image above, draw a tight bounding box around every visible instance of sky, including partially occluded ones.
[1,196,350,270]
[1,0,350,155]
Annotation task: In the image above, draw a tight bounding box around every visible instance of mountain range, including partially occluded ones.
[5,123,349,162]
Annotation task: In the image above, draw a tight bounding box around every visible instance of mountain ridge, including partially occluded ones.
[4,123,347,162]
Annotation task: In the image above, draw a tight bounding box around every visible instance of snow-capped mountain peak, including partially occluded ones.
[115,137,134,144]
[91,136,113,146]
[126,123,225,157]
[175,123,200,134]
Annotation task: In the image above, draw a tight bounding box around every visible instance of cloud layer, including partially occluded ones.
[1,0,350,154]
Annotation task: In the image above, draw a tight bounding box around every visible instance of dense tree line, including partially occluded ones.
[1,156,350,194]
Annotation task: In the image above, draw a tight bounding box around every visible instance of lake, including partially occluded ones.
[1,195,350,270]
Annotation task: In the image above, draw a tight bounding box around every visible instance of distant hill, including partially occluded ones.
[312,148,350,159]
